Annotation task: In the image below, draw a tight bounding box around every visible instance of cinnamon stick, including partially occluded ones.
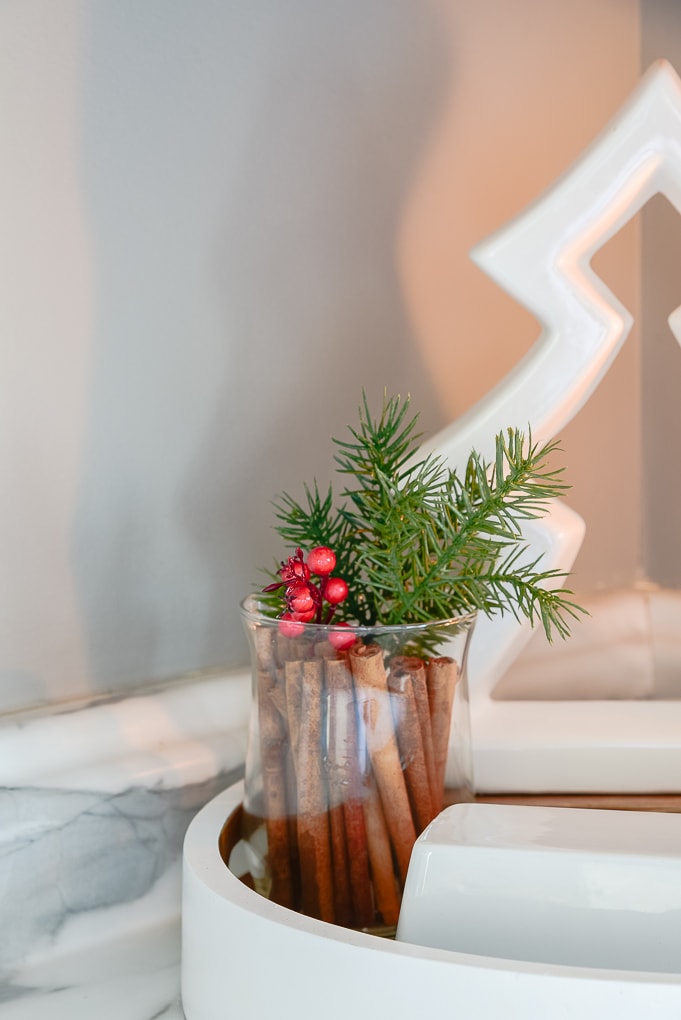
[427,656,460,808]
[254,624,278,672]
[283,659,303,776]
[362,772,400,928]
[325,656,373,928]
[257,666,295,909]
[404,657,438,812]
[349,643,416,885]
[277,659,301,908]
[388,662,435,832]
[296,658,335,922]
[327,803,351,927]
[325,657,352,926]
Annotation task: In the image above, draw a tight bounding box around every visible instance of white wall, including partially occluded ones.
[0,0,642,714]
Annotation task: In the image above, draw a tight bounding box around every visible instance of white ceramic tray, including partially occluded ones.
[181,783,681,1019]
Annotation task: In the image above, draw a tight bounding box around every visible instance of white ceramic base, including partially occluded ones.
[181,783,681,1019]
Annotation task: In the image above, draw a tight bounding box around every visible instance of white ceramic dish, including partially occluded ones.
[397,802,681,973]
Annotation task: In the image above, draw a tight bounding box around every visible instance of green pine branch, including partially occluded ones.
[267,392,585,639]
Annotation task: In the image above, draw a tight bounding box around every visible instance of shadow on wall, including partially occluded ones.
[73,1,450,694]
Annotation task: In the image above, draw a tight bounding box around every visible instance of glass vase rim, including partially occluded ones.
[240,594,477,634]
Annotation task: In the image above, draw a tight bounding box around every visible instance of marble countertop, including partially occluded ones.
[0,922,184,1020]
[0,669,251,1019]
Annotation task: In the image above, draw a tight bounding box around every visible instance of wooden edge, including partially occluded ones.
[449,792,681,813]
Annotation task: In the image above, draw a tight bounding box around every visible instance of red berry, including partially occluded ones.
[328,623,356,651]
[281,560,309,582]
[287,577,307,592]
[324,577,348,605]
[289,589,315,614]
[291,607,316,623]
[307,546,336,576]
[278,614,304,637]
[279,550,310,583]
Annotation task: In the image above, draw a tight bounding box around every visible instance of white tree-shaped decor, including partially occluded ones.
[427,59,681,793]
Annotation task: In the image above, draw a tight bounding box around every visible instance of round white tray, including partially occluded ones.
[181,781,681,1019]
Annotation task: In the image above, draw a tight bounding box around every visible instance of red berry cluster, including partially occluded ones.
[263,547,354,647]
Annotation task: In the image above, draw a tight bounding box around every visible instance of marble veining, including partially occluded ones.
[0,669,250,995]
[1,773,239,981]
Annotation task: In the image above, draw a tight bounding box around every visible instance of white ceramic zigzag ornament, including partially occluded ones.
[427,59,681,793]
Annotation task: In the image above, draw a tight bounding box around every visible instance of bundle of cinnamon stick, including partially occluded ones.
[251,627,461,931]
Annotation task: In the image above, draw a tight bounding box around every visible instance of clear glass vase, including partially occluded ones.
[239,595,476,933]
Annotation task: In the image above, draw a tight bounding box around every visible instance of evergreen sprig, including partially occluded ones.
[268,393,584,640]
